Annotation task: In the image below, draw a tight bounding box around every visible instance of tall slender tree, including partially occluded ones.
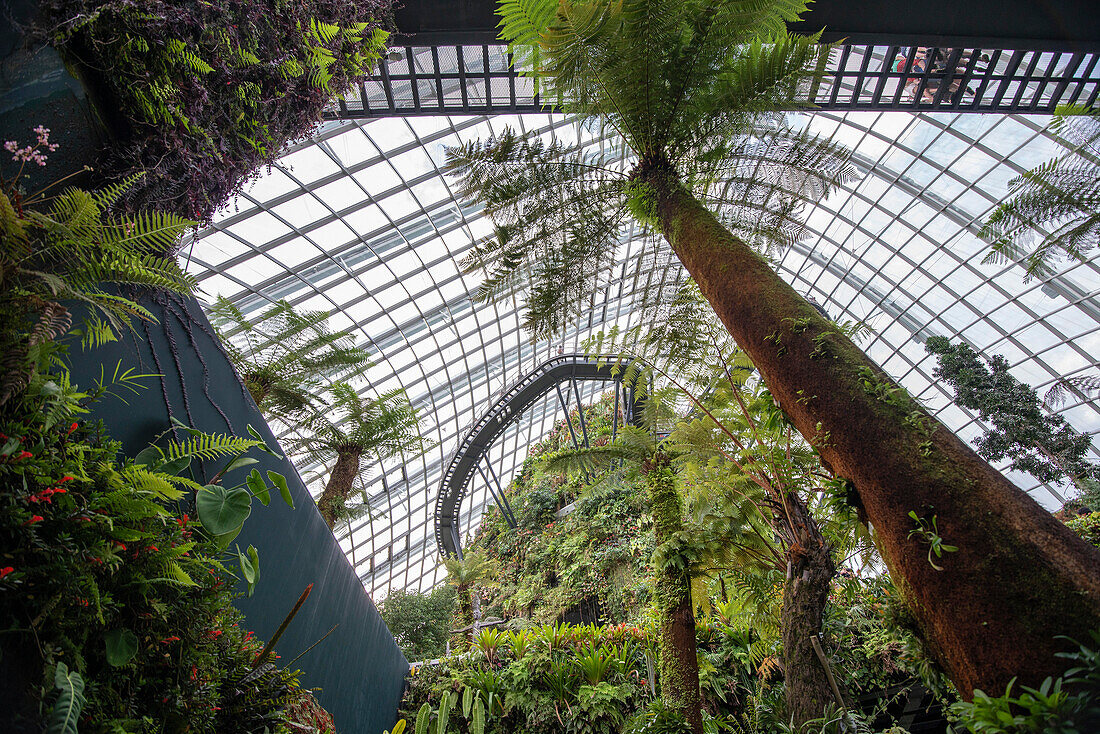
[442,552,497,649]
[289,382,424,529]
[926,337,1100,492]
[447,0,1100,696]
[548,423,704,733]
[585,296,871,729]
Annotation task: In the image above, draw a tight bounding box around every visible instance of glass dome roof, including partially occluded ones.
[181,109,1100,595]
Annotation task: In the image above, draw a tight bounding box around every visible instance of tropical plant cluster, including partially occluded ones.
[0,140,335,732]
[399,393,923,732]
[400,362,1100,733]
[40,0,392,221]
[378,585,458,663]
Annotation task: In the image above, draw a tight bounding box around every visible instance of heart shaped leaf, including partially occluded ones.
[196,484,252,535]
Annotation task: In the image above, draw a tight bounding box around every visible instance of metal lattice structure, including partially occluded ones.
[183,104,1100,595]
[434,353,647,559]
[325,44,1100,118]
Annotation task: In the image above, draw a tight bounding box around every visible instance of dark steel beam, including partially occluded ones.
[392,0,1099,51]
[327,42,1100,119]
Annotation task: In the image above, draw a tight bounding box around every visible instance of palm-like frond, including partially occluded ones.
[287,381,426,464]
[448,2,854,337]
[1044,372,1100,408]
[1,184,196,337]
[979,105,1100,279]
[209,296,371,417]
[541,424,656,479]
[445,128,632,336]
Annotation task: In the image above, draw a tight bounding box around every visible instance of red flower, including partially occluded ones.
[0,567,13,579]
[160,636,181,644]
[22,515,43,525]
[59,476,74,483]
[13,451,33,460]
[66,422,78,436]
[148,545,159,552]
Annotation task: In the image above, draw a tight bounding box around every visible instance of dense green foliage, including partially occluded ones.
[925,337,1099,492]
[468,395,654,625]
[404,389,950,732]
[0,145,333,732]
[43,0,392,220]
[0,131,195,406]
[0,367,317,731]
[948,631,1100,733]
[449,0,852,336]
[379,586,457,662]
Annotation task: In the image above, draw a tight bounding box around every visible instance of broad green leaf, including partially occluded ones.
[159,455,191,476]
[237,545,256,583]
[438,691,451,733]
[247,545,260,586]
[47,662,85,734]
[268,470,293,509]
[196,484,252,535]
[104,628,139,666]
[247,424,283,458]
[247,468,270,505]
[415,703,431,734]
[214,524,243,550]
[471,700,485,734]
[133,446,162,468]
[462,686,473,718]
[224,455,259,474]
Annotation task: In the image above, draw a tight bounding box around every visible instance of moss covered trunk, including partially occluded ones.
[318,449,361,530]
[646,454,704,734]
[646,168,1100,698]
[776,491,839,727]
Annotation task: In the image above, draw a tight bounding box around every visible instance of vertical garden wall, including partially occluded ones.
[64,294,409,730]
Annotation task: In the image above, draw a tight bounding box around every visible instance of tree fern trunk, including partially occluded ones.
[646,169,1100,698]
[646,454,704,734]
[777,491,839,727]
[318,449,361,530]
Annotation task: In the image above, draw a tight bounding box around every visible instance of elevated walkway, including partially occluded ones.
[434,354,645,558]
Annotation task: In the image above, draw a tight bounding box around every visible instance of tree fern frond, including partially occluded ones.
[163,433,265,463]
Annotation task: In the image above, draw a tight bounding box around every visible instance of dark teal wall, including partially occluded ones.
[65,293,409,732]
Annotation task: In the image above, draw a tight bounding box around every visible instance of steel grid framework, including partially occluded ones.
[434,354,647,559]
[183,109,1100,595]
[326,43,1100,119]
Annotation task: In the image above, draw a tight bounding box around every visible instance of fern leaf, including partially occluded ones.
[164,433,265,463]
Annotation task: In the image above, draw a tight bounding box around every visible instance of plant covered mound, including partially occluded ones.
[42,0,392,222]
[417,393,954,733]
[468,394,655,625]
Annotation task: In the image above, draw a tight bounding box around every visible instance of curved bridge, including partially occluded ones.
[434,354,646,558]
